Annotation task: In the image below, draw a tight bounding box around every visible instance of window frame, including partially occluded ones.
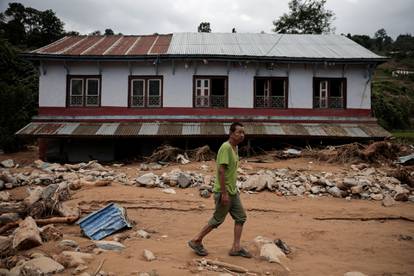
[253,77,289,109]
[313,77,347,109]
[66,75,101,107]
[128,76,163,108]
[193,75,228,108]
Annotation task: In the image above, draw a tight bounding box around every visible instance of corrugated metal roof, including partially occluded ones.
[27,33,385,61]
[77,203,132,240]
[167,33,384,60]
[15,122,391,138]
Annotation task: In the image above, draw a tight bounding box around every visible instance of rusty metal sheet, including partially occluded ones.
[359,124,391,138]
[150,34,172,54]
[245,123,266,135]
[15,122,43,135]
[33,123,63,135]
[138,122,160,135]
[83,36,122,55]
[39,36,83,54]
[342,126,369,137]
[201,123,225,135]
[57,123,80,135]
[63,36,102,55]
[106,36,138,55]
[281,124,308,136]
[114,123,142,136]
[127,35,157,55]
[182,123,201,135]
[158,123,183,136]
[96,123,120,136]
[71,124,101,136]
[302,124,328,136]
[321,125,348,137]
[264,124,285,135]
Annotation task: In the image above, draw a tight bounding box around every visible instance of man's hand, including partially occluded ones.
[221,192,230,206]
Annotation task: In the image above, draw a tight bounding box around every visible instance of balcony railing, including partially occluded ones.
[255,96,286,108]
[314,97,344,108]
[195,95,226,108]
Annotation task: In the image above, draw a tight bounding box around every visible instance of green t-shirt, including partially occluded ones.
[213,141,239,195]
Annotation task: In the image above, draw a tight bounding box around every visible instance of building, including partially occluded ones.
[17,32,390,161]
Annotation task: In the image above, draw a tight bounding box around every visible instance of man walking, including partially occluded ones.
[188,122,251,258]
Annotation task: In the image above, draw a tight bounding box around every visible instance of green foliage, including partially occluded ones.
[104,28,114,35]
[272,0,335,34]
[197,22,211,33]
[0,38,37,151]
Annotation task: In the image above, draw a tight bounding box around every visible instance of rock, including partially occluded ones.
[1,159,14,168]
[5,183,13,189]
[177,173,192,188]
[343,177,358,187]
[30,252,46,259]
[73,264,88,274]
[310,186,321,194]
[40,224,63,241]
[394,186,409,201]
[274,239,291,255]
[242,174,274,191]
[12,216,42,250]
[23,186,44,206]
[162,188,176,194]
[382,194,396,207]
[328,186,343,198]
[343,272,368,276]
[350,185,363,194]
[200,189,211,198]
[0,180,4,190]
[370,193,384,201]
[137,229,151,239]
[0,191,10,201]
[59,239,79,251]
[260,243,286,263]
[0,269,10,275]
[143,249,156,261]
[0,213,20,224]
[78,273,91,276]
[95,240,125,251]
[20,257,64,275]
[136,173,158,188]
[60,251,93,268]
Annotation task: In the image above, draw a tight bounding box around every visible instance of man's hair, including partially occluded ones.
[229,122,244,133]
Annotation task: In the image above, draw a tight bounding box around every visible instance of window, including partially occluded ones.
[254,77,288,108]
[129,76,162,108]
[67,76,101,107]
[313,78,346,109]
[194,76,227,108]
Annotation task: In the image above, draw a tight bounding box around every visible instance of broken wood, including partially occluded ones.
[314,216,414,222]
[0,202,26,214]
[195,258,248,273]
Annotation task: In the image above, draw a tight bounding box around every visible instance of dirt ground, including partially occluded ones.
[1,148,414,276]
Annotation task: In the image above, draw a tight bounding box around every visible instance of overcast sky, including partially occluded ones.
[1,0,413,39]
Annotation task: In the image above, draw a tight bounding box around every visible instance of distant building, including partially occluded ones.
[18,33,390,161]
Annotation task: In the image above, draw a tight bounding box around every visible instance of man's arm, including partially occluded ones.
[219,164,229,206]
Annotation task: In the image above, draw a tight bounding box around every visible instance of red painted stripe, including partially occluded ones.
[38,107,371,117]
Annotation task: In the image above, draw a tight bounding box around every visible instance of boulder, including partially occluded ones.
[23,186,44,206]
[260,243,286,263]
[310,186,321,194]
[328,187,343,198]
[350,185,363,195]
[382,194,396,207]
[136,173,158,188]
[12,216,42,250]
[177,173,192,188]
[242,174,274,191]
[20,257,64,275]
[1,159,14,168]
[370,193,384,201]
[343,177,358,187]
[60,251,94,268]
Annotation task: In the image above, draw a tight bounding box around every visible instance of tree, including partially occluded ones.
[374,28,392,52]
[272,0,335,34]
[197,22,211,33]
[104,28,114,35]
[90,30,101,36]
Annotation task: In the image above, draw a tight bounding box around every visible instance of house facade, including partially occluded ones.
[18,33,390,161]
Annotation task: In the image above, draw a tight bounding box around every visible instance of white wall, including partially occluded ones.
[38,61,371,109]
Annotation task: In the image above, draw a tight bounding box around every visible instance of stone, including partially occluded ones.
[344,272,368,276]
[1,159,14,168]
[0,191,10,201]
[328,186,343,198]
[394,186,409,201]
[310,186,321,194]
[0,213,20,225]
[351,185,363,194]
[23,186,45,206]
[12,216,42,250]
[59,239,79,251]
[95,240,125,251]
[79,273,91,276]
[260,243,286,263]
[136,173,157,188]
[40,224,63,241]
[177,173,192,188]
[137,229,151,239]
[242,174,274,191]
[162,188,176,194]
[200,189,211,198]
[343,177,358,187]
[20,257,64,275]
[73,264,88,274]
[143,249,156,261]
[370,193,384,201]
[60,251,93,268]
[382,194,396,207]
[5,183,13,189]
[0,269,10,275]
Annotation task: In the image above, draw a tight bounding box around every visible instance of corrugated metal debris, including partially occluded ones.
[77,203,132,240]
[16,121,391,138]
